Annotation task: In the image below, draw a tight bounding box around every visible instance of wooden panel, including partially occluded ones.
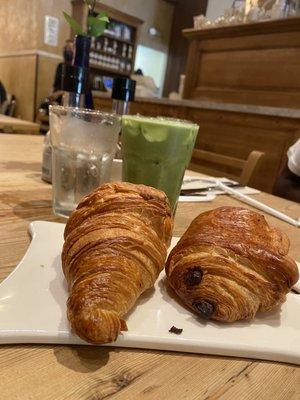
[163,0,208,97]
[93,95,188,118]
[183,17,300,108]
[0,55,37,121]
[93,96,112,112]
[183,40,201,101]
[130,102,187,119]
[190,87,300,109]
[186,108,300,191]
[197,48,300,90]
[201,30,300,52]
[183,17,300,41]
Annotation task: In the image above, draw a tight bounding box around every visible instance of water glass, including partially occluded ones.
[49,106,120,217]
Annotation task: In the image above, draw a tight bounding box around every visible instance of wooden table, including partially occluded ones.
[0,115,40,135]
[0,134,299,400]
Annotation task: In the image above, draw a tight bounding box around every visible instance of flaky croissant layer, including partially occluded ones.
[62,182,173,343]
[166,207,299,322]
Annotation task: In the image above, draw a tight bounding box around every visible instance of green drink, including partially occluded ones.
[122,115,199,212]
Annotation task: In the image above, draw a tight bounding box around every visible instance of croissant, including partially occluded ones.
[62,182,173,344]
[166,206,299,322]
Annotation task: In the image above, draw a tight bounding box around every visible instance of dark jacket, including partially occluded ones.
[53,63,64,92]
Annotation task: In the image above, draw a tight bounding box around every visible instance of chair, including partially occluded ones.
[189,149,265,186]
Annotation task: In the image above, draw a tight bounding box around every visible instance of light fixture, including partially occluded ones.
[148,26,162,37]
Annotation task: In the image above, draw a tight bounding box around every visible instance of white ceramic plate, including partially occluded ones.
[0,221,299,365]
[178,194,216,202]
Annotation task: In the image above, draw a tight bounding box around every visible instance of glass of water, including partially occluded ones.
[49,106,120,217]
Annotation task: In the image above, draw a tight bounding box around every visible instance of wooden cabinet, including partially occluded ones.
[183,17,300,109]
[71,0,143,88]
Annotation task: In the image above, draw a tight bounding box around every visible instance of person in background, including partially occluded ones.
[53,39,74,93]
[51,38,93,109]
[134,68,143,76]
[273,139,300,203]
[0,80,7,112]
[38,39,74,118]
[131,69,158,98]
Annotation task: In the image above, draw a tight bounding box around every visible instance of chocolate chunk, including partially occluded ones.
[193,300,215,318]
[185,267,203,286]
[169,326,183,335]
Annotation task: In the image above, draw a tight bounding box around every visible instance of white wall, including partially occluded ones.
[134,45,168,95]
[206,0,233,21]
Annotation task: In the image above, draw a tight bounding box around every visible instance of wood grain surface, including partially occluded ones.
[0,134,299,400]
[183,17,300,109]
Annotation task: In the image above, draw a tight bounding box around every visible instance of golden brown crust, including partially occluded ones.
[166,207,299,322]
[63,182,173,343]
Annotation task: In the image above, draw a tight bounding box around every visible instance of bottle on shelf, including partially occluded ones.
[122,25,132,42]
[114,24,122,38]
[96,39,101,51]
[122,43,127,58]
[113,40,118,55]
[127,45,133,59]
[104,38,109,52]
[120,60,125,71]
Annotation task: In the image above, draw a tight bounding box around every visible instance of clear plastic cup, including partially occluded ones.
[49,106,120,217]
[122,115,199,213]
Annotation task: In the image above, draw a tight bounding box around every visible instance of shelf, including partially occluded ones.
[102,33,135,46]
[90,62,131,76]
[90,48,133,62]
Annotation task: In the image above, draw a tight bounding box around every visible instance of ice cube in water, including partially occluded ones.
[53,146,114,217]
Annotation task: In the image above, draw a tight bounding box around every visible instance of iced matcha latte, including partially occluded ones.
[122,115,199,212]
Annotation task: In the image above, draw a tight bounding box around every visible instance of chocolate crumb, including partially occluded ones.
[193,300,215,318]
[185,267,203,286]
[169,326,183,335]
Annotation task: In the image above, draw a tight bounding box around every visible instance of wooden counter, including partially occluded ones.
[93,92,300,194]
[0,134,300,399]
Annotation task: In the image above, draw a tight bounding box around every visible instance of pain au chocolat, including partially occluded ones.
[166,207,298,322]
[62,182,173,344]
